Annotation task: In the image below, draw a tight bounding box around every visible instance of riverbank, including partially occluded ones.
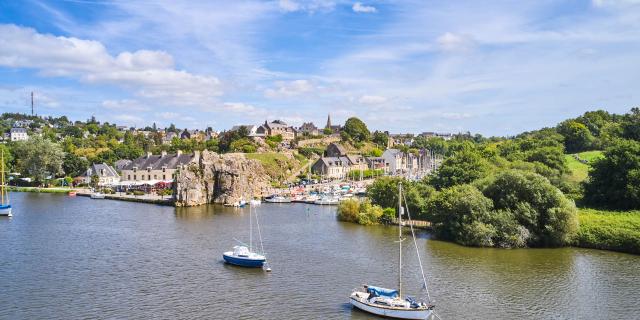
[76,192,174,206]
[8,186,80,194]
[575,208,640,254]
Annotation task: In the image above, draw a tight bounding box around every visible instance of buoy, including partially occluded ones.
[265,266,272,272]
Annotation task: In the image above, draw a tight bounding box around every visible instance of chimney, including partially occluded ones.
[146,151,152,159]
[161,151,167,157]
[177,150,182,157]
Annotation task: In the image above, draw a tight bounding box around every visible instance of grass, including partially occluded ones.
[246,152,305,182]
[8,186,74,194]
[564,150,604,184]
[576,208,640,254]
[565,155,590,183]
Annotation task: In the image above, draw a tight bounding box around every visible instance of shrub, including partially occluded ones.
[337,198,385,225]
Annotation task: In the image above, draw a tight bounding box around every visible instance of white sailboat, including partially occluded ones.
[349,183,435,319]
[1,150,12,217]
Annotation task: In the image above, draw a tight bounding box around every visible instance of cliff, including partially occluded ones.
[173,151,272,206]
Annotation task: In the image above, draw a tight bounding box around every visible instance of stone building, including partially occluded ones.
[10,127,28,141]
[82,163,120,186]
[120,151,195,182]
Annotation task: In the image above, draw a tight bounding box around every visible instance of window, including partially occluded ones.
[134,175,137,180]
[133,168,137,173]
[128,175,130,180]
[162,167,166,172]
[154,175,157,179]
[148,175,151,180]
[163,174,166,180]
[147,167,151,172]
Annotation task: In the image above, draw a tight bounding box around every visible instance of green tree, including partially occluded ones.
[90,174,100,189]
[557,120,594,153]
[427,184,496,246]
[482,170,578,247]
[584,139,640,209]
[429,148,490,189]
[0,144,13,172]
[622,107,640,141]
[342,117,370,142]
[367,177,434,219]
[12,136,64,185]
[371,131,389,148]
[62,153,89,177]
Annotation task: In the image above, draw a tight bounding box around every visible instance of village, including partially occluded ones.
[0,112,452,205]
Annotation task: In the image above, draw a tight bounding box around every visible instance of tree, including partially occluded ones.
[62,153,89,177]
[557,120,594,153]
[371,131,389,148]
[323,127,333,135]
[622,107,640,141]
[427,184,496,246]
[584,139,640,209]
[429,148,490,189]
[12,136,64,185]
[342,117,370,142]
[0,144,13,172]
[482,170,578,247]
[90,174,100,189]
[367,177,434,219]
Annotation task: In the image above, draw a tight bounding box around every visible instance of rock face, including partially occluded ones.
[174,151,272,206]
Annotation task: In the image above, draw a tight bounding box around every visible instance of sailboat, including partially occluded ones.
[349,183,434,319]
[223,195,270,270]
[1,150,12,217]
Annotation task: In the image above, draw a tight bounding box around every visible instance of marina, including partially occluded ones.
[1,192,639,319]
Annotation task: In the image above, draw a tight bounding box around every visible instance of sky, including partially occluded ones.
[0,0,639,136]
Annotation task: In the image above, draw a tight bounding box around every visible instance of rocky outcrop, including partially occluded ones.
[173,151,272,206]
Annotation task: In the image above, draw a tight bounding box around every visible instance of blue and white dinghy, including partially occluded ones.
[349,183,435,319]
[223,193,271,271]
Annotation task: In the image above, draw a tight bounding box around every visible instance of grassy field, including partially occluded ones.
[564,150,604,183]
[8,186,75,194]
[576,208,640,254]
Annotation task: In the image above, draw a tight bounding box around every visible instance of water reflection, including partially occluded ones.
[1,193,638,319]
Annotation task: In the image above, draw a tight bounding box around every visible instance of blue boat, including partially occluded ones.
[0,150,11,217]
[223,246,265,268]
[0,204,11,217]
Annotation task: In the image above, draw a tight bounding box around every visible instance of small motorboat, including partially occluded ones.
[90,193,105,199]
[264,196,291,203]
[249,199,262,206]
[223,245,265,268]
[68,191,77,196]
[314,196,339,205]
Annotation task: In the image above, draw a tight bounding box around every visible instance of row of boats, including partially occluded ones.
[222,184,436,319]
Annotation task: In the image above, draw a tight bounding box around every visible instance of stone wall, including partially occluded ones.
[173,151,272,206]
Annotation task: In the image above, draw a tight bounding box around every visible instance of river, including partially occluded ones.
[1,192,638,319]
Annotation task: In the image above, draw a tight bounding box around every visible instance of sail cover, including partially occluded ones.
[367,286,399,298]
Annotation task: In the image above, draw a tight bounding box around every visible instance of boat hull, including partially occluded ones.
[350,297,432,320]
[0,205,12,217]
[222,253,265,267]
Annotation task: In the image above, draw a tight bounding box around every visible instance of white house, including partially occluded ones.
[83,163,120,186]
[10,127,28,141]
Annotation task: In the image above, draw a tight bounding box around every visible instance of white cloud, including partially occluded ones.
[439,112,472,120]
[0,24,223,106]
[436,32,473,51]
[264,79,314,98]
[102,99,150,111]
[279,0,335,13]
[352,2,377,13]
[358,95,387,105]
[592,0,640,7]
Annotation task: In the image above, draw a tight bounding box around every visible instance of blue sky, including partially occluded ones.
[0,0,639,135]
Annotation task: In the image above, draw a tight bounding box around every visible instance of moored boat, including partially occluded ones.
[223,245,265,267]
[349,183,435,319]
[1,150,12,217]
[314,196,339,205]
[68,191,77,196]
[264,196,291,203]
[90,193,105,199]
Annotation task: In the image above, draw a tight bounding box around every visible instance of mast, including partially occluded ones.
[398,183,403,298]
[1,150,4,205]
[249,196,253,252]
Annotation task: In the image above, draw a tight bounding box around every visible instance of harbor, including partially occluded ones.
[1,192,638,319]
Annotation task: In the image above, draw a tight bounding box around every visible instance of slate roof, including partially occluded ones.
[84,163,119,178]
[122,153,194,170]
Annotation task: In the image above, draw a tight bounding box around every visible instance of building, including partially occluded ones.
[325,142,348,157]
[297,122,319,136]
[311,156,351,179]
[230,125,267,138]
[419,132,454,141]
[82,163,120,186]
[120,151,195,182]
[114,159,132,172]
[163,131,178,144]
[264,120,296,140]
[10,127,28,141]
[324,114,342,133]
[382,148,437,177]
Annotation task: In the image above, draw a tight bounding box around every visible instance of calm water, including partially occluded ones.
[1,193,639,319]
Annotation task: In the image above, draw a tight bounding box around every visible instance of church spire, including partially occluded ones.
[326,113,332,129]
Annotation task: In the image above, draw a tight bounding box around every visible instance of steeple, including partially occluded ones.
[326,113,332,129]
